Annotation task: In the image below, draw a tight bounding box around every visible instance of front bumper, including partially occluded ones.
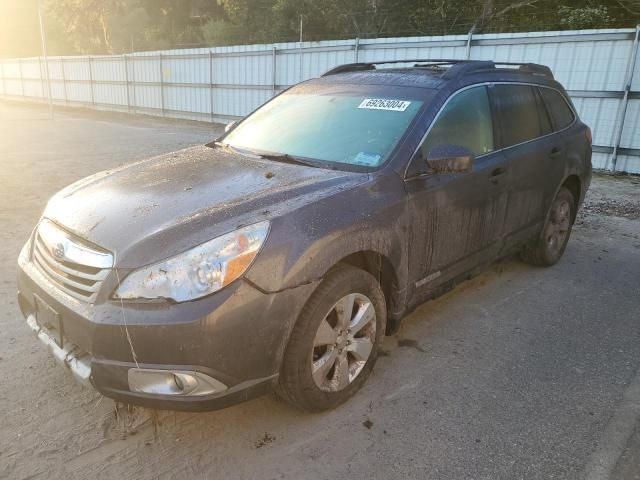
[17,254,318,411]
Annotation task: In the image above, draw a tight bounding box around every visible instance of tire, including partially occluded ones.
[520,186,575,267]
[276,265,386,412]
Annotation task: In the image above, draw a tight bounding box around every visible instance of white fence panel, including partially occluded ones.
[21,59,44,98]
[64,58,92,104]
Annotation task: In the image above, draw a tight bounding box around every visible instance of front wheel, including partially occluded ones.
[521,186,575,266]
[276,265,386,411]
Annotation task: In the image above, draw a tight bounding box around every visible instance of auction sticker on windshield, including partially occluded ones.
[352,151,382,166]
[358,98,412,112]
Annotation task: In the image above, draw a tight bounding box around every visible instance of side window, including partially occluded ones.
[491,84,545,148]
[420,86,494,160]
[539,87,575,131]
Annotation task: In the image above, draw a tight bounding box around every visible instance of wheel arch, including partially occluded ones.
[561,174,582,223]
[335,250,401,333]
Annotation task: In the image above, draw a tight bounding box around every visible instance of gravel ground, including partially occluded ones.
[579,176,640,221]
[1,101,639,480]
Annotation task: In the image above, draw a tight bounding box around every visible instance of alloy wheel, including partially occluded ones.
[311,293,376,392]
[545,198,571,256]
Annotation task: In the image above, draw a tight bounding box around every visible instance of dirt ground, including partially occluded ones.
[1,101,640,480]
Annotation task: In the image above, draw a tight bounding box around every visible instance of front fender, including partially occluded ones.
[245,174,409,297]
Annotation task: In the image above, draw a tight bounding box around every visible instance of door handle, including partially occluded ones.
[550,146,563,158]
[490,167,507,183]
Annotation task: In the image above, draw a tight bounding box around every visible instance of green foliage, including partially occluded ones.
[406,0,480,35]
[201,19,246,46]
[2,0,639,57]
[617,0,640,15]
[558,5,612,29]
[44,0,128,54]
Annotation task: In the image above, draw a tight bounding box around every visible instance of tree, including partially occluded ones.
[2,0,638,57]
[217,0,279,43]
[44,0,127,54]
[402,0,479,36]
[470,0,542,34]
[558,4,613,29]
[616,0,640,14]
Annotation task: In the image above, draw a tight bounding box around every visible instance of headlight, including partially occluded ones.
[113,221,269,302]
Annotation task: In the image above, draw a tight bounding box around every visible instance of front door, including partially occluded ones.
[404,85,509,303]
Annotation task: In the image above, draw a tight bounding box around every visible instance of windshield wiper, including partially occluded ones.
[206,141,234,151]
[208,142,322,169]
[258,153,320,168]
[208,142,260,157]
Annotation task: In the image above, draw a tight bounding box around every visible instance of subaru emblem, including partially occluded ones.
[52,242,65,260]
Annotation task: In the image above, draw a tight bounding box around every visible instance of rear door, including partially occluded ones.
[405,85,509,303]
[489,83,556,249]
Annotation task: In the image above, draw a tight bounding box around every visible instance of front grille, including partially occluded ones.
[32,220,113,302]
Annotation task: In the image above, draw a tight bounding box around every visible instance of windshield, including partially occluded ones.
[222,92,423,169]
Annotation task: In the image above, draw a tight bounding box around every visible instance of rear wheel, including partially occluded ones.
[521,186,575,266]
[276,265,386,411]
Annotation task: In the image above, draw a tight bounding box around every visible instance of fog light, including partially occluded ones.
[128,368,227,396]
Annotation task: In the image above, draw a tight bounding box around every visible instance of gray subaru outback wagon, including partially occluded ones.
[17,59,592,411]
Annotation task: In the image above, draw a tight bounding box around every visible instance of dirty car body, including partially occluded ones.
[17,60,592,411]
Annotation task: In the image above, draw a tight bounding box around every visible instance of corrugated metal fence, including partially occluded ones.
[1,27,639,173]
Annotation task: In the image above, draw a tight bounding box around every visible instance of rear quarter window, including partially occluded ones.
[539,87,575,131]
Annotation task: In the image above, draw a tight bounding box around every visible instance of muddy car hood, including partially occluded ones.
[44,145,366,267]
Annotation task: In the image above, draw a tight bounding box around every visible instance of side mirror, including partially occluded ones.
[225,120,237,133]
[426,145,474,173]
